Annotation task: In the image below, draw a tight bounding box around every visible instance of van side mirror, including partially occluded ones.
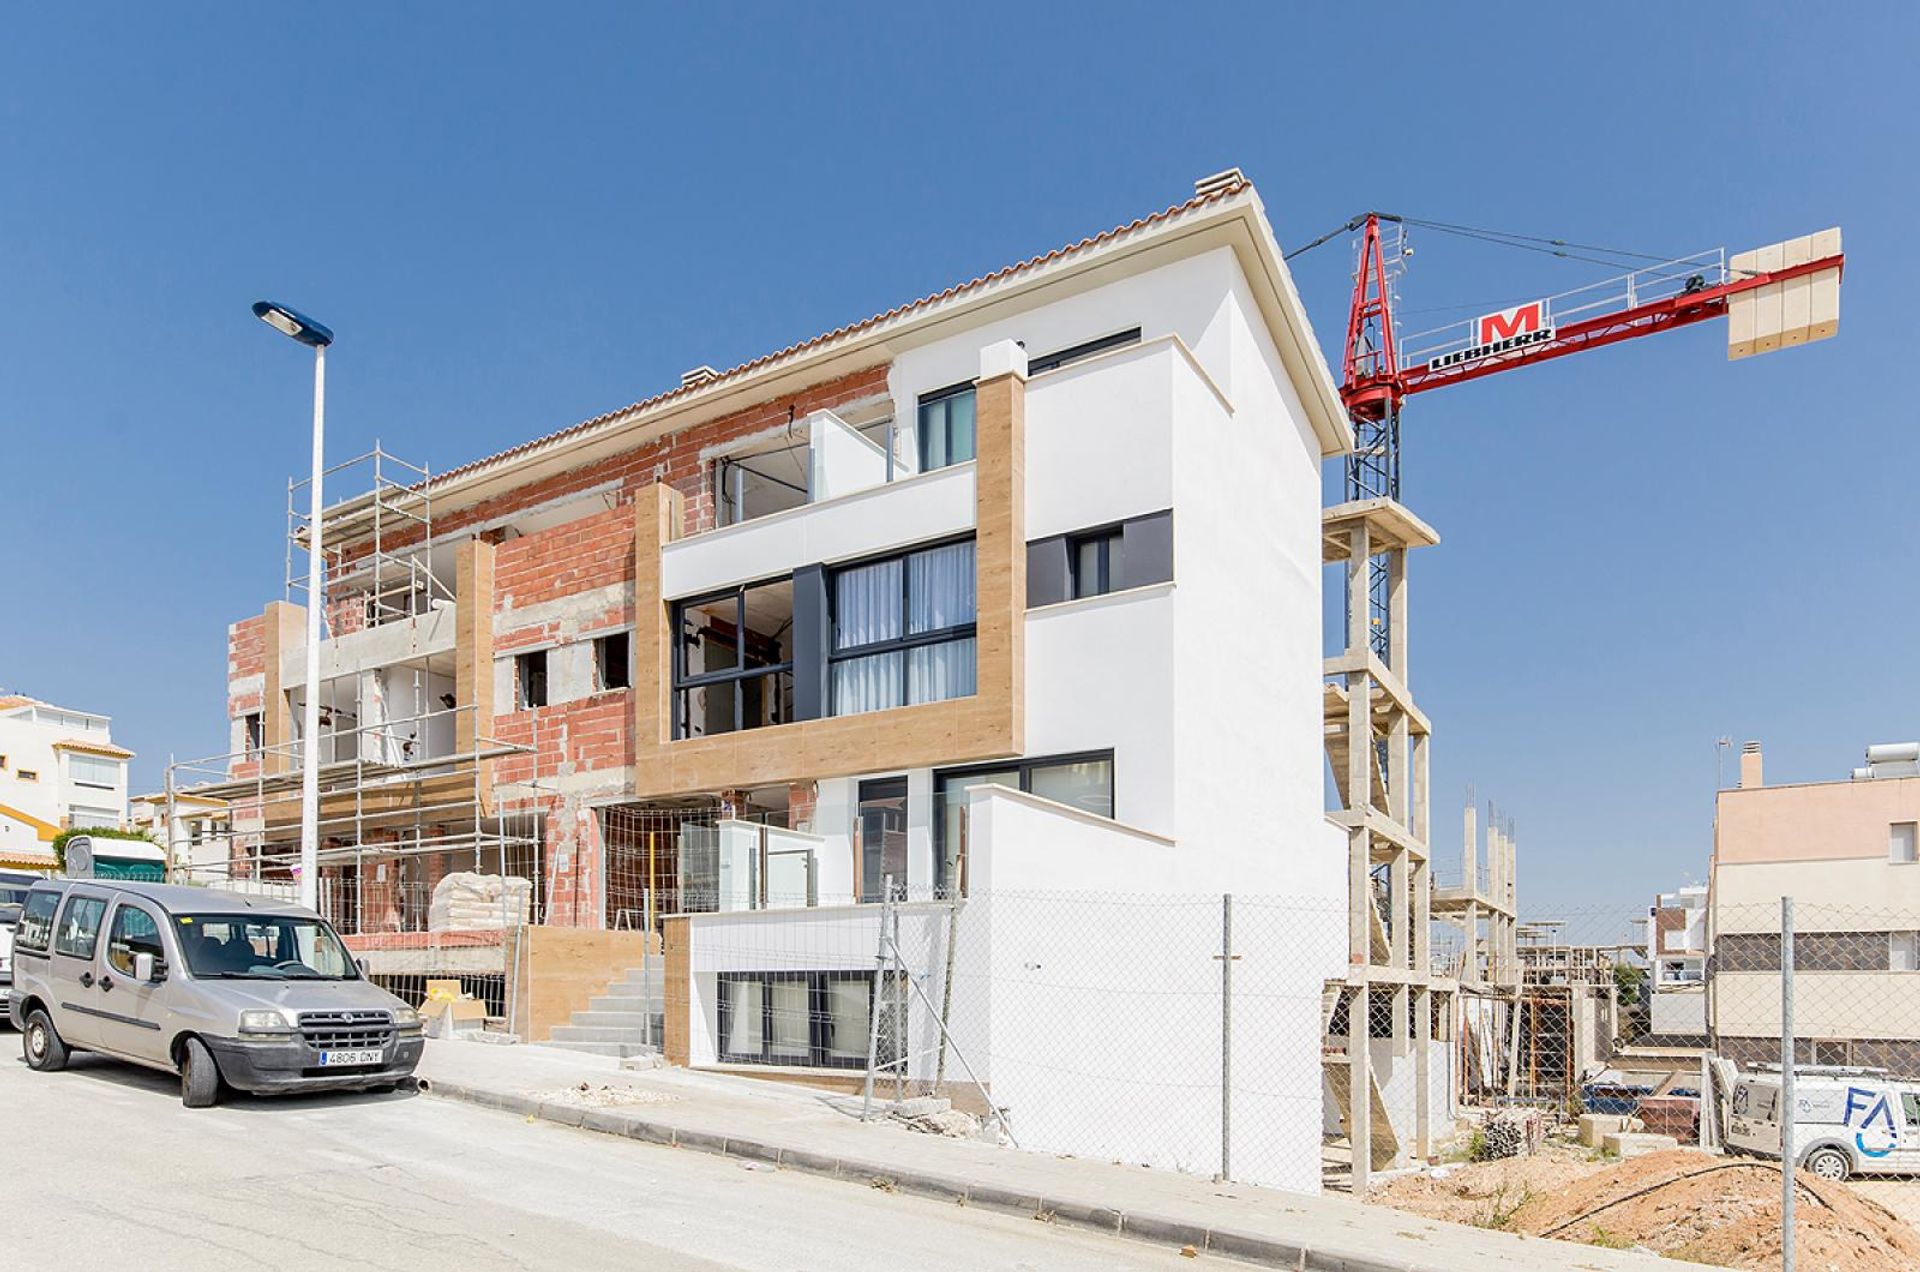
[355,957,369,978]
[134,952,165,982]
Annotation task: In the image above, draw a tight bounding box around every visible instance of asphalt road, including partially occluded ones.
[4,1040,1200,1271]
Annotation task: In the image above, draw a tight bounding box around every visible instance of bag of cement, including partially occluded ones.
[427,872,532,931]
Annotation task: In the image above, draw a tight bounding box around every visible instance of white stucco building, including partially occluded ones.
[0,693,134,869]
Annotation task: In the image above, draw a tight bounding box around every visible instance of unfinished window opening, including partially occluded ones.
[1026,327,1142,375]
[673,577,795,738]
[595,631,632,692]
[515,650,549,709]
[915,383,976,473]
[243,713,264,759]
[829,539,976,717]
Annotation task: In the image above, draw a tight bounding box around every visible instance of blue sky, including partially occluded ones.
[0,6,1906,914]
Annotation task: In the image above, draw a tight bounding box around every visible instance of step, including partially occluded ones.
[570,1010,652,1029]
[549,1024,653,1045]
[590,993,654,1013]
[535,1040,652,1058]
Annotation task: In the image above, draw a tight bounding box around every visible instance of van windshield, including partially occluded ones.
[173,914,357,980]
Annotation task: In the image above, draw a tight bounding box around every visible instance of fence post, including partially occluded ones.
[1217,893,1234,1183]
[1781,894,1796,1272]
[860,874,894,1122]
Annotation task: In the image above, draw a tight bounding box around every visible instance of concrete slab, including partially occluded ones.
[1604,1131,1681,1159]
[1579,1113,1630,1148]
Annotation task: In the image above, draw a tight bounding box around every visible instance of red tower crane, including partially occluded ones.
[1318,211,1844,655]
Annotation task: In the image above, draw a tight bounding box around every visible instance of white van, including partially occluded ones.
[1725,1064,1920,1181]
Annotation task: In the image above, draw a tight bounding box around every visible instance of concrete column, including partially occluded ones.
[260,600,306,776]
[1414,986,1432,1161]
[633,483,685,759]
[1347,985,1371,1192]
[972,339,1028,756]
[1387,546,1408,679]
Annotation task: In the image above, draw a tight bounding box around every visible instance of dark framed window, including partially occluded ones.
[916,382,976,472]
[1027,327,1141,376]
[717,970,903,1069]
[1070,527,1122,599]
[595,631,631,692]
[13,889,58,953]
[515,651,548,709]
[932,751,1115,896]
[857,777,909,902]
[107,903,164,977]
[1027,510,1173,608]
[673,576,795,738]
[830,539,976,716]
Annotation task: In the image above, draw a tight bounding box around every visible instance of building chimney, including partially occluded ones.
[680,365,720,390]
[1194,168,1247,198]
[1739,740,1764,789]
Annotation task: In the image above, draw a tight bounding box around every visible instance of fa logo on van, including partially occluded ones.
[1846,1086,1899,1158]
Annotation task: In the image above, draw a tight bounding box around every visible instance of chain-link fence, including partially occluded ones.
[676,886,1346,1193]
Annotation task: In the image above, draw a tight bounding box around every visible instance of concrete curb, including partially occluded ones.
[419,1077,1425,1271]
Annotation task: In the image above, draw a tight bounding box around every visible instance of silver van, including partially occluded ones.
[6,879,424,1106]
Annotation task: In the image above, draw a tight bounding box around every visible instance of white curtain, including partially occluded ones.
[724,980,763,1056]
[834,558,902,650]
[908,637,976,705]
[833,651,903,715]
[908,541,975,634]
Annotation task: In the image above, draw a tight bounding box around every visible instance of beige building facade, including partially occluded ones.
[1710,741,1920,1070]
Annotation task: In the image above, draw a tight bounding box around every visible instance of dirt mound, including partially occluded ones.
[1372,1154,1595,1229]
[1509,1149,1920,1270]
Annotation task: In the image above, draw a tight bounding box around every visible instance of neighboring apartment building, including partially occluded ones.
[1646,883,1708,1038]
[0,693,133,869]
[203,170,1352,1188]
[1711,739,1920,1071]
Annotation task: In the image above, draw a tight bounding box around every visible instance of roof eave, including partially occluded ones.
[334,181,1352,531]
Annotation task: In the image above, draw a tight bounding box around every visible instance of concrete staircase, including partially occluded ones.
[539,964,665,1059]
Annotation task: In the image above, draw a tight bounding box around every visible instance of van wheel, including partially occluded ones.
[1804,1146,1850,1182]
[22,1009,68,1072]
[180,1037,222,1108]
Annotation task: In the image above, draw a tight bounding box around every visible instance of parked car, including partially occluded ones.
[1725,1064,1920,1180]
[0,869,37,1023]
[7,879,424,1106]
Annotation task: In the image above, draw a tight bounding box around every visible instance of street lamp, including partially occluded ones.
[252,300,333,913]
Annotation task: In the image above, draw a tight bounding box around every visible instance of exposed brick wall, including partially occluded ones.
[221,364,894,931]
[228,614,266,684]
[335,363,890,566]
[495,503,637,625]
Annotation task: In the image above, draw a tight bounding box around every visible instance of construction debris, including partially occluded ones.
[1479,1108,1544,1160]
[429,872,533,932]
[533,1082,679,1110]
[886,1098,981,1139]
[1374,1147,1920,1270]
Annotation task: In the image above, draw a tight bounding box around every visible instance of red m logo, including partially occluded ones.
[1476,301,1548,344]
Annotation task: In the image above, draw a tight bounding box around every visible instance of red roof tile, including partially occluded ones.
[426,178,1252,490]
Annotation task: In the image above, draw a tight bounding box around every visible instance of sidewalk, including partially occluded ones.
[417,1040,1664,1271]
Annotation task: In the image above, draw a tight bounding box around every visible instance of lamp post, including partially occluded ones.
[252,301,334,913]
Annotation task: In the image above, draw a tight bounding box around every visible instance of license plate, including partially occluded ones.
[318,1048,383,1068]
